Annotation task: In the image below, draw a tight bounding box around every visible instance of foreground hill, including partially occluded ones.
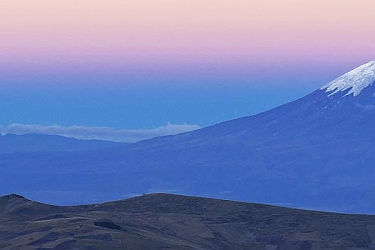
[1,193,375,250]
[2,61,375,212]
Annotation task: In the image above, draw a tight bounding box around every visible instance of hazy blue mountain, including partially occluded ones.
[0,133,124,154]
[1,61,375,213]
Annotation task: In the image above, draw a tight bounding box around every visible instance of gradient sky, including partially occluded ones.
[1,0,374,130]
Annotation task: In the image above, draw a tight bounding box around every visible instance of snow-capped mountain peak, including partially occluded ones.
[320,61,375,97]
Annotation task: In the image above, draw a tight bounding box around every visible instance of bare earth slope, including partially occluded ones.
[1,193,375,250]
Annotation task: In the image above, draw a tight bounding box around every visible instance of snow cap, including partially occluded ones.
[321,61,375,97]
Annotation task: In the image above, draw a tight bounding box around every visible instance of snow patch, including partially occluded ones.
[321,61,375,97]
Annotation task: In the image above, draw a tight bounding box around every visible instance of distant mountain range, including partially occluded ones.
[1,61,375,213]
[0,133,123,154]
[1,193,375,250]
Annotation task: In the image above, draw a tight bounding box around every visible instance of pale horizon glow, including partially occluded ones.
[0,0,374,87]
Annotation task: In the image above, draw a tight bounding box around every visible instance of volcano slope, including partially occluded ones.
[3,62,375,212]
[1,193,375,250]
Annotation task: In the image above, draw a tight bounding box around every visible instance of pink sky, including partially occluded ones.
[0,0,374,85]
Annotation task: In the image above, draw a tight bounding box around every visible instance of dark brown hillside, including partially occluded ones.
[1,193,375,249]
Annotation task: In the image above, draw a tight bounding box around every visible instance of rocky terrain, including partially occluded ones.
[1,193,375,249]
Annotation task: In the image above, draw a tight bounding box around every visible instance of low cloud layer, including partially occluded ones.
[0,123,201,143]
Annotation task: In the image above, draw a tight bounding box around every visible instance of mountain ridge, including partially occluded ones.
[0,133,124,154]
[1,193,375,249]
